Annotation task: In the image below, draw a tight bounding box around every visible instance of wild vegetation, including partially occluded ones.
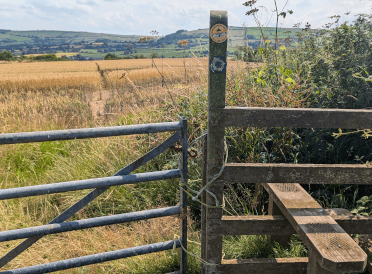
[0,6,372,274]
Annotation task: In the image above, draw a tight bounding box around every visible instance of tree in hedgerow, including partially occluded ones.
[104,53,118,60]
[0,51,14,61]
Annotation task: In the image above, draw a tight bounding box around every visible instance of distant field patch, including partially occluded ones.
[55,52,80,57]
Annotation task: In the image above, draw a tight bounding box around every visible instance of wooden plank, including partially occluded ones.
[216,258,308,274]
[223,106,372,129]
[220,163,372,185]
[208,212,372,235]
[264,183,367,273]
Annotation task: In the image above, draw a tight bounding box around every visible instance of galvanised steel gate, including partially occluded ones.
[0,119,188,274]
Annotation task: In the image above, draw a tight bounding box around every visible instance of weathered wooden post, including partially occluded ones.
[268,196,291,248]
[203,10,228,274]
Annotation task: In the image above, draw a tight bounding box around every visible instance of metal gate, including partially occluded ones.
[0,119,188,274]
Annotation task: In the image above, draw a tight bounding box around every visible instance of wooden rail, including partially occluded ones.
[207,210,372,235]
[223,106,372,129]
[221,163,372,185]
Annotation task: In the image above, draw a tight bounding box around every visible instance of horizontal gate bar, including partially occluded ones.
[223,106,372,129]
[0,240,181,274]
[220,163,372,185]
[208,213,372,235]
[0,121,182,145]
[0,132,182,268]
[0,206,181,242]
[0,169,181,200]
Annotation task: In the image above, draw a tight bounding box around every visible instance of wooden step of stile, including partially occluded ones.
[263,183,367,273]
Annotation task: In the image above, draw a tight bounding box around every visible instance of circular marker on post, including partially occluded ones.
[210,24,228,43]
[210,55,226,74]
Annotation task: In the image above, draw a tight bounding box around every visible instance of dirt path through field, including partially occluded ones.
[88,90,113,120]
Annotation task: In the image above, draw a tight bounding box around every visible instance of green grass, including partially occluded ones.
[223,235,307,259]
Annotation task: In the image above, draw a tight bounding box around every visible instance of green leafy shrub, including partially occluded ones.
[351,195,372,216]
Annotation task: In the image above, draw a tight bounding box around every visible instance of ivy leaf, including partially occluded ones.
[356,196,370,205]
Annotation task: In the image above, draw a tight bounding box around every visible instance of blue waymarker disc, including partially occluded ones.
[210,55,227,74]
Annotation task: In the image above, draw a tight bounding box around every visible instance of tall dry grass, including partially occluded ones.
[0,57,212,273]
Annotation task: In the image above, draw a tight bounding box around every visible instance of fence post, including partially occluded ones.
[268,195,291,248]
[180,118,188,274]
[205,10,228,273]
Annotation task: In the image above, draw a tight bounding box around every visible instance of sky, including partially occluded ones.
[0,0,371,36]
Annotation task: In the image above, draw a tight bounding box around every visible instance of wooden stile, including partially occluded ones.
[202,10,371,274]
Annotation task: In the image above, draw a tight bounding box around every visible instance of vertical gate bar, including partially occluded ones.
[206,10,228,273]
[200,134,208,274]
[180,118,188,274]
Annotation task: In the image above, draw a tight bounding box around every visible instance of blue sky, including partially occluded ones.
[0,0,371,35]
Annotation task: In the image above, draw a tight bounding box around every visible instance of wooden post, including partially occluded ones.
[205,10,228,273]
[307,250,336,274]
[268,195,291,248]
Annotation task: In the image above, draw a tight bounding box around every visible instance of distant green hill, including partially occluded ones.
[0,27,303,59]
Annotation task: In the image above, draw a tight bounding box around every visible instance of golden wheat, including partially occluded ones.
[0,59,212,91]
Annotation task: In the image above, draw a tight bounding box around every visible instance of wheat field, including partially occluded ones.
[0,58,211,91]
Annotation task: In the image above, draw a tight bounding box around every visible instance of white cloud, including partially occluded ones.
[1,0,371,34]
